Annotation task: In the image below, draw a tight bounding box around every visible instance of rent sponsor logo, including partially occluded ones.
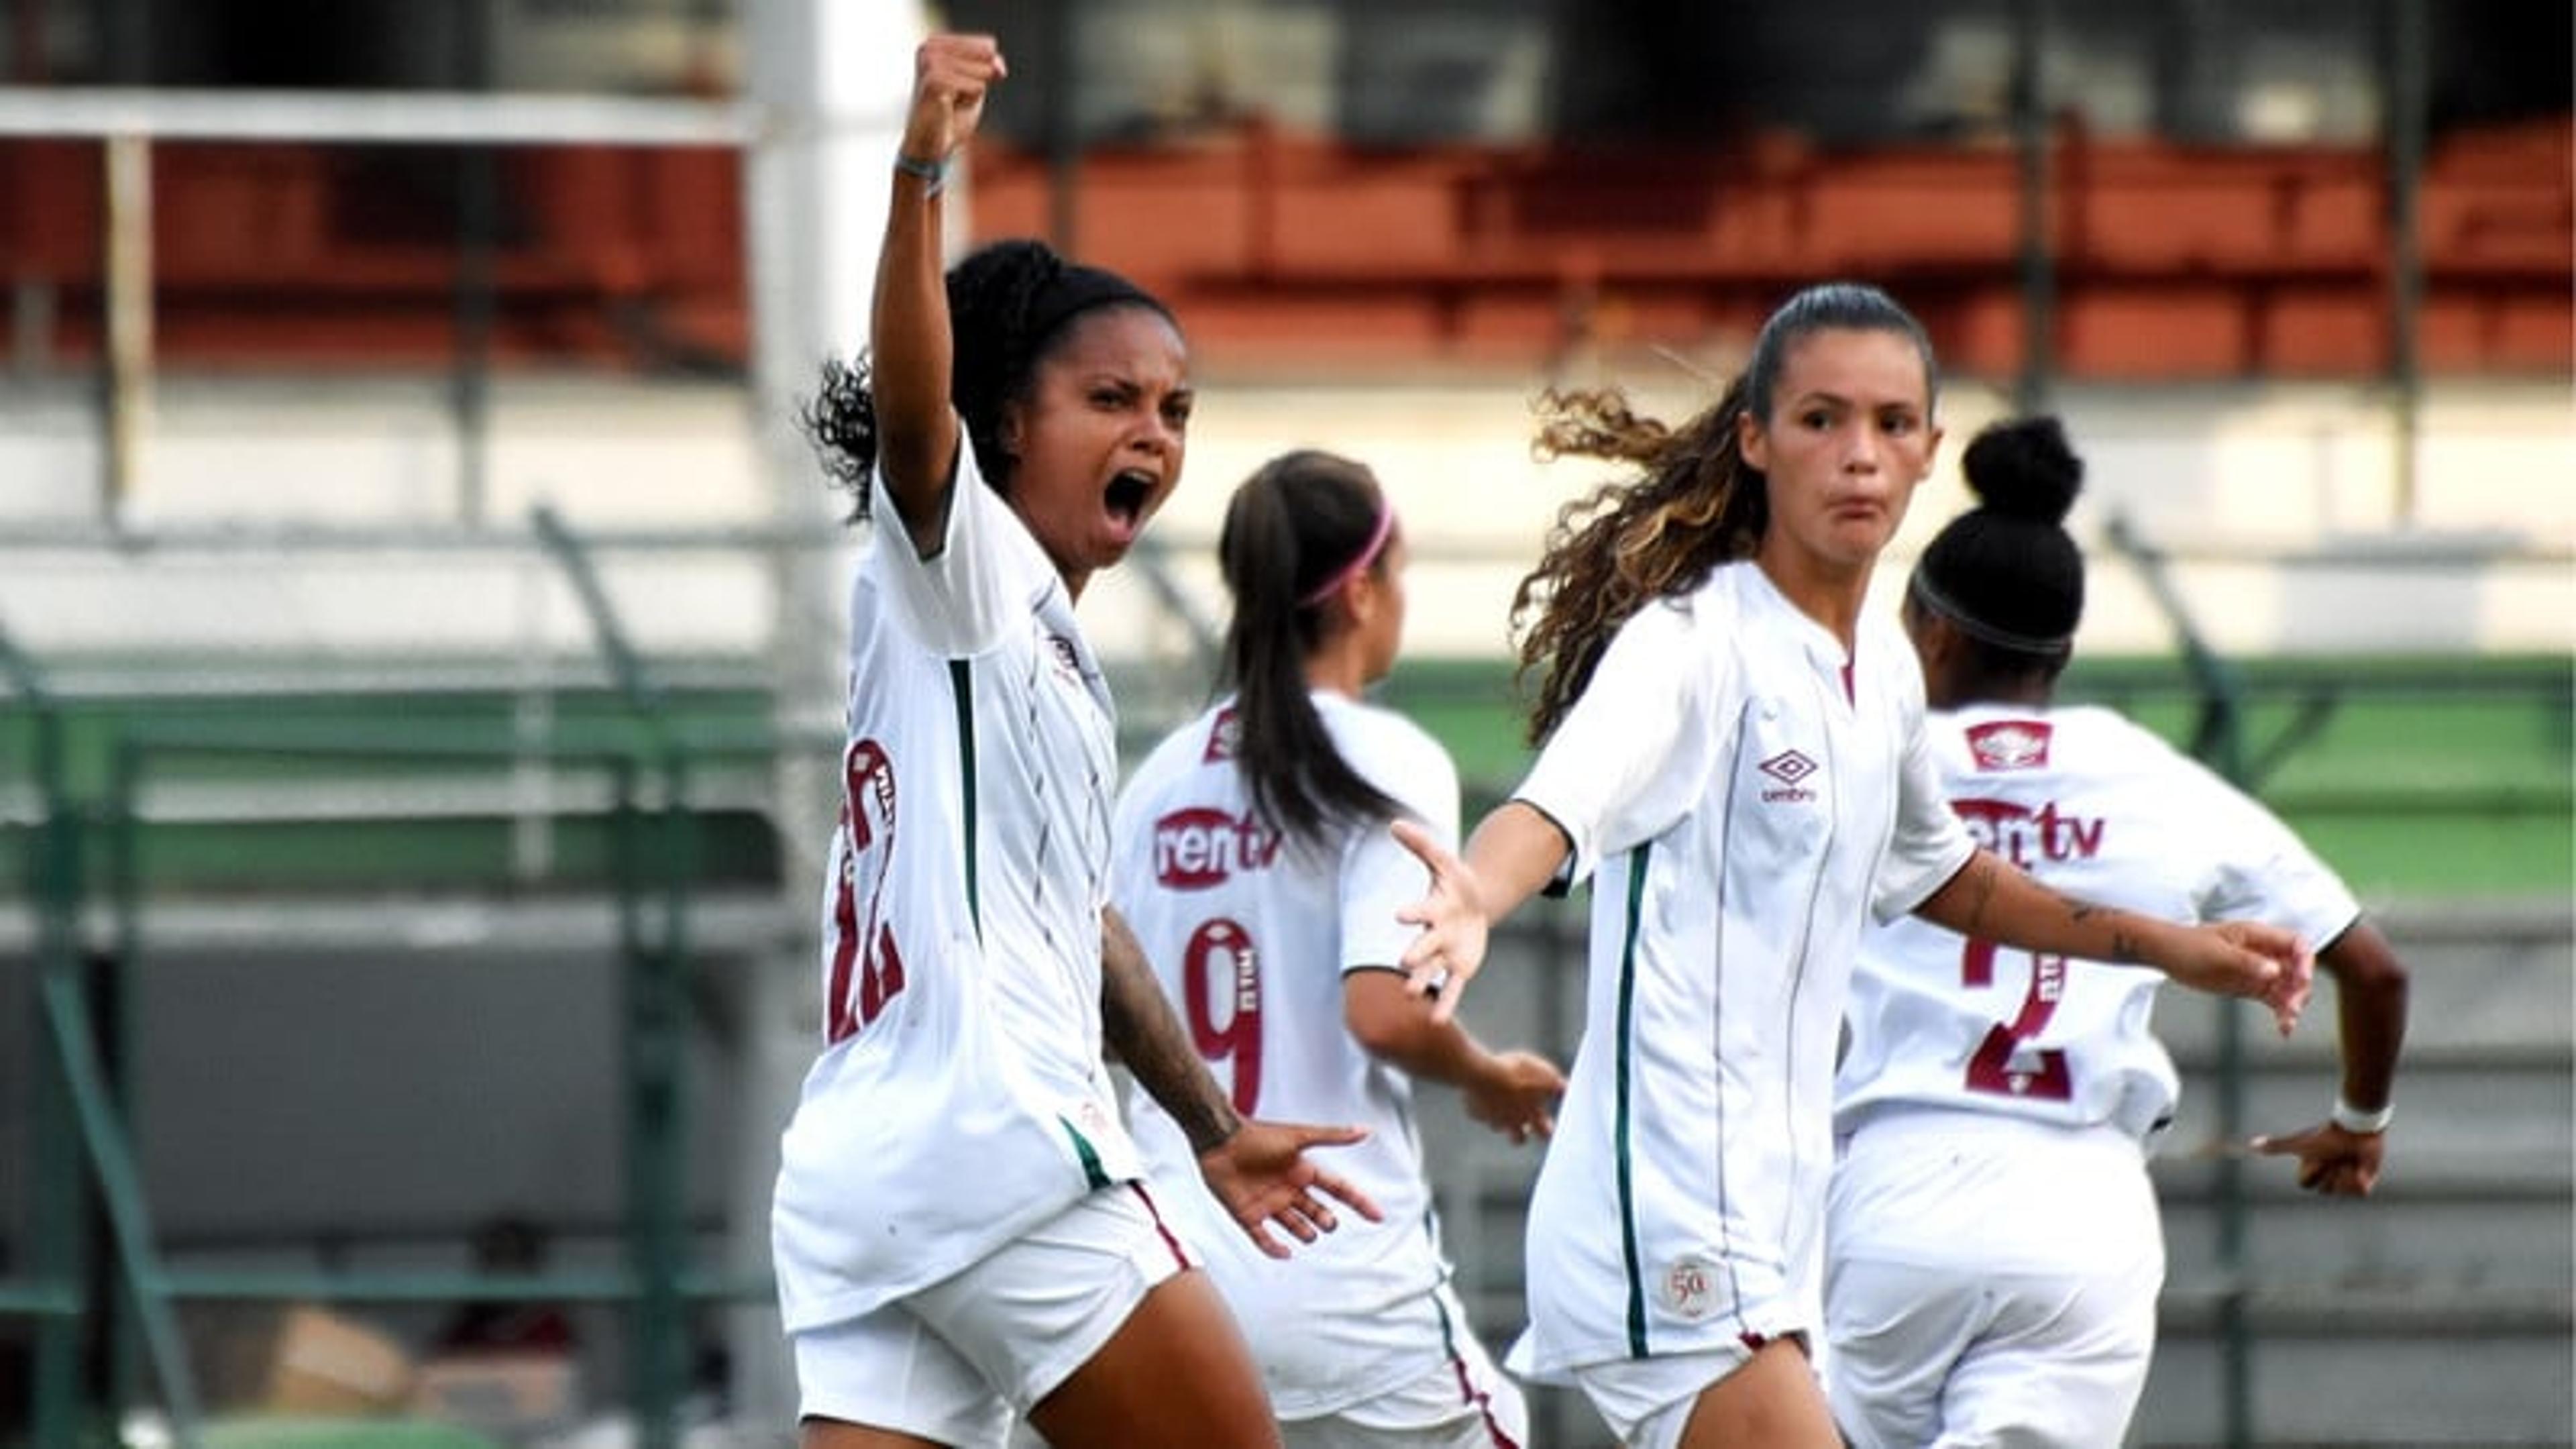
[1953,796,2106,867]
[1152,807,1283,889]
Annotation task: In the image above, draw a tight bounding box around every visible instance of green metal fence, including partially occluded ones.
[0,510,802,1449]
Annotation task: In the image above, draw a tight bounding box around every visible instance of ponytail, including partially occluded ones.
[1218,450,1404,850]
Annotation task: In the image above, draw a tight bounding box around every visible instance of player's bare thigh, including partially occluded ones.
[1024,1269,1282,1449]
[1675,1338,1843,1449]
[803,1417,947,1449]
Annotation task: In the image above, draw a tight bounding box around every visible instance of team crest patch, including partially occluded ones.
[1660,1255,1717,1321]
[1758,749,1818,802]
[1967,719,2051,771]
[1044,633,1083,682]
[1201,704,1243,763]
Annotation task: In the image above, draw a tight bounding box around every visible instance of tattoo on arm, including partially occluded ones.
[1099,912,1242,1154]
[2067,900,2143,963]
[1963,855,2000,938]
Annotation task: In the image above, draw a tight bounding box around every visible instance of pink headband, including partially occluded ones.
[1297,500,1397,609]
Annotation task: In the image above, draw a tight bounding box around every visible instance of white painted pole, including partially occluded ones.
[102,131,152,523]
[733,0,929,1421]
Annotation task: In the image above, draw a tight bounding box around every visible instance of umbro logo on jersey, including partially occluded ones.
[1152,807,1282,890]
[1967,719,2052,771]
[1758,749,1818,803]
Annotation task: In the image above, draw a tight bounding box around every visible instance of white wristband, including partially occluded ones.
[2330,1096,2393,1134]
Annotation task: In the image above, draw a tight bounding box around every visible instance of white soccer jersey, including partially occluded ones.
[1110,692,1473,1419]
[772,439,1143,1333]
[1835,702,2361,1146]
[1505,561,1976,1377]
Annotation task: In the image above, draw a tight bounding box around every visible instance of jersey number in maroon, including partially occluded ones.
[1960,938,2074,1101]
[1183,918,1263,1114]
[826,739,908,1043]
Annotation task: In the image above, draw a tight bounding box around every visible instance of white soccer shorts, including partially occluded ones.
[792,1182,1193,1446]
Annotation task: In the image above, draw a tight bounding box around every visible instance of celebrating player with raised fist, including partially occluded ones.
[771,34,1377,1449]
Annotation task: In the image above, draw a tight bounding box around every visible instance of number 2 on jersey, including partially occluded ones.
[1959,937,2074,1101]
[826,739,907,1044]
[1183,917,1263,1114]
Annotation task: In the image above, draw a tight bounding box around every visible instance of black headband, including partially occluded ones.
[1907,570,2073,655]
[1025,263,1169,349]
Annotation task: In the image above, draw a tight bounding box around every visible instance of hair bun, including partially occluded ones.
[1960,415,2083,525]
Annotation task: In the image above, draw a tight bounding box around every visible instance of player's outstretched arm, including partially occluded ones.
[1099,908,1383,1256]
[1344,971,1564,1145]
[2250,918,2410,1196]
[1195,1120,1385,1258]
[1391,802,1571,1024]
[1915,849,2315,1034]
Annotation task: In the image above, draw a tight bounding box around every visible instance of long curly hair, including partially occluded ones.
[1512,282,1937,742]
[800,239,1173,522]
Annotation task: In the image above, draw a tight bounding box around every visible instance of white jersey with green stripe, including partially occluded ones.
[1503,561,1975,1378]
[771,437,1142,1333]
[1110,692,1470,1418]
[1835,702,2360,1150]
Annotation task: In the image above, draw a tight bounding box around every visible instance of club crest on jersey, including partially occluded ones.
[1967,719,2052,771]
[1152,806,1282,890]
[1660,1255,1717,1321]
[1201,705,1243,763]
[1044,632,1083,682]
[1758,749,1819,803]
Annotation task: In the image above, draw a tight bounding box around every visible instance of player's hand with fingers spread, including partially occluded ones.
[902,32,1008,167]
[1464,1050,1566,1146]
[1197,1120,1383,1260]
[2162,921,2314,1036]
[2249,1121,2384,1197]
[1391,817,1490,1024]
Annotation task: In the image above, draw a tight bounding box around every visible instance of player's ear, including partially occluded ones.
[998,400,1028,462]
[1901,591,1955,671]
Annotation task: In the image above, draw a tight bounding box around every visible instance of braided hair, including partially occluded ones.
[802,239,1175,521]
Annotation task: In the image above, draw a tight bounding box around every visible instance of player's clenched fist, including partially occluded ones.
[902,33,1007,168]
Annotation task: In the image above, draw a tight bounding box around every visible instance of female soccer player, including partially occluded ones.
[1824,415,2410,1449]
[771,35,1377,1449]
[1111,449,1565,1448]
[1390,282,2314,1449]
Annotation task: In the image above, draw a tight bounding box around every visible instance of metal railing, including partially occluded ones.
[1,622,207,1449]
[2102,509,2277,1449]
[0,508,834,1449]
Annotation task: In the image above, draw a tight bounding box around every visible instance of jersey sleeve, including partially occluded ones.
[1513,598,1728,886]
[865,429,1053,658]
[1337,716,1461,975]
[2176,751,2363,950]
[1872,655,1978,922]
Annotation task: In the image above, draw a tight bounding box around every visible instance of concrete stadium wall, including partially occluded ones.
[0,372,2566,667]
